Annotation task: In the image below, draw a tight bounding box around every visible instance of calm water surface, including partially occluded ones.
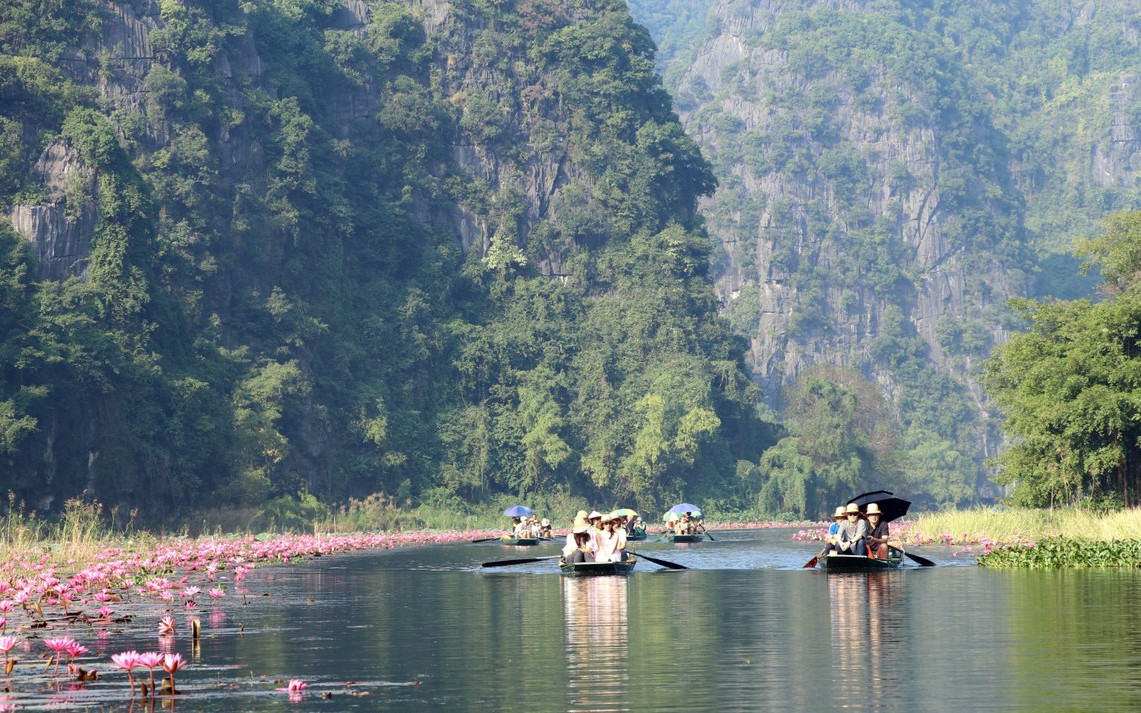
[14,529,1141,711]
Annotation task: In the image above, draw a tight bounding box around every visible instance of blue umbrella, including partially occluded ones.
[666,503,702,516]
[503,505,534,517]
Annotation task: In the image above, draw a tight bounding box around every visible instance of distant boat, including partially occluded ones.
[662,532,706,543]
[500,536,541,546]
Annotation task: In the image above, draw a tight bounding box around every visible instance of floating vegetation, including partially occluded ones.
[978,537,1141,568]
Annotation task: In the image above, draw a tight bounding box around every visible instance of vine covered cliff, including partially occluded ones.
[0,0,770,520]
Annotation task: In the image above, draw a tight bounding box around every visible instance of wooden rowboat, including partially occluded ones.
[559,557,637,576]
[663,532,705,543]
[628,531,648,541]
[500,536,541,546]
[818,548,904,572]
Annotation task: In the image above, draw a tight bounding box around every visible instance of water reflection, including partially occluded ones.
[827,573,900,710]
[565,576,629,712]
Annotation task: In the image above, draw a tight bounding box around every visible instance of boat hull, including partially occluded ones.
[663,533,705,543]
[501,537,541,546]
[818,550,904,571]
[559,558,637,576]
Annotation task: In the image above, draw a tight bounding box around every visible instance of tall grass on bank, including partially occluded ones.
[910,507,1141,545]
[0,493,140,570]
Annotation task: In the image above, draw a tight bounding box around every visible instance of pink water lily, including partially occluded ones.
[111,650,141,694]
[162,653,185,693]
[159,616,176,636]
[43,637,76,673]
[0,636,17,664]
[137,651,164,695]
[276,678,308,700]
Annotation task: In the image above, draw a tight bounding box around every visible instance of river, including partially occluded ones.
[11,528,1141,710]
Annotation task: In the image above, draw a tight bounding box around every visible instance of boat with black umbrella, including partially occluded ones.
[808,491,936,571]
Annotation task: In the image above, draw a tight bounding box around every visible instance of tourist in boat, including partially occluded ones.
[676,512,697,535]
[539,518,552,538]
[632,517,647,538]
[828,506,845,539]
[587,510,604,550]
[623,514,636,536]
[865,503,890,559]
[816,506,848,557]
[611,514,628,559]
[595,515,628,562]
[507,517,525,539]
[692,516,712,538]
[835,503,868,556]
[562,524,593,564]
[527,516,542,538]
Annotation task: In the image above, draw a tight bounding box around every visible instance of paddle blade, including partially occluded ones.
[635,552,687,570]
[802,555,819,569]
[905,551,936,567]
[481,555,560,568]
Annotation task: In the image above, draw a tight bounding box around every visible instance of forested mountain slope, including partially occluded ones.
[629,0,1141,507]
[0,0,771,522]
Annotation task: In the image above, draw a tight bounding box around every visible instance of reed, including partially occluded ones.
[0,493,142,575]
[909,506,1141,545]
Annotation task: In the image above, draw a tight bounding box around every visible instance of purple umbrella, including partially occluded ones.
[503,505,534,517]
[666,503,702,516]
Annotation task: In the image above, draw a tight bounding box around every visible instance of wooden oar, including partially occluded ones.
[698,524,715,541]
[904,551,936,567]
[802,553,821,568]
[471,536,508,543]
[632,551,687,570]
[481,555,563,568]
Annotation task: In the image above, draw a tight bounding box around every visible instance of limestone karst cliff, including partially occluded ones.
[630,0,1141,502]
[0,0,766,519]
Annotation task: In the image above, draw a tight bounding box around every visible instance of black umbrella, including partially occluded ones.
[846,490,911,523]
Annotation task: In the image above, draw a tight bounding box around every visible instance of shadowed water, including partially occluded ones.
[8,528,1141,710]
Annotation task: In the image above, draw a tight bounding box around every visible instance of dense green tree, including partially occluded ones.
[984,212,1141,507]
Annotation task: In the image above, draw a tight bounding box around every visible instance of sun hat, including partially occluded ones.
[576,510,588,520]
[588,511,602,520]
[833,506,846,518]
[866,503,882,516]
[845,503,861,514]
[600,514,613,523]
[541,518,550,526]
[573,524,590,534]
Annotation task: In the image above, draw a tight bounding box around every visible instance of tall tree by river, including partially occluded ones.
[984,212,1141,508]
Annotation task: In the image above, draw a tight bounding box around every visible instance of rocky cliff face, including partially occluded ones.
[2,0,742,516]
[633,0,1141,462]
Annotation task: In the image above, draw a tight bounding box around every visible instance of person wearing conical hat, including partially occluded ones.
[865,503,891,559]
[586,511,604,556]
[835,503,868,556]
[817,506,848,558]
[562,522,593,564]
